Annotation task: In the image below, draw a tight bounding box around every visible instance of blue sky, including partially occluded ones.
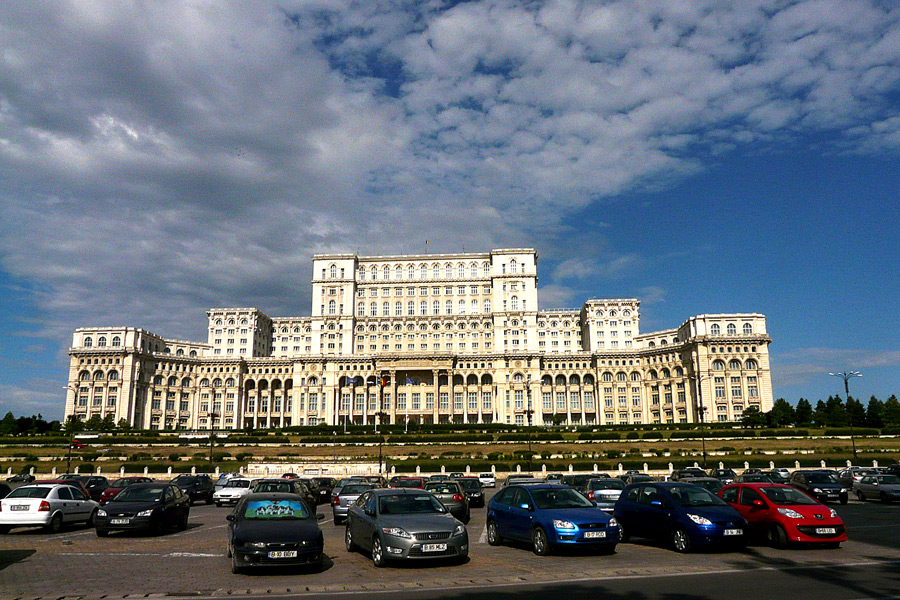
[2,1,900,420]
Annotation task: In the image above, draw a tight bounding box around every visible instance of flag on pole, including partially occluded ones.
[345,375,358,386]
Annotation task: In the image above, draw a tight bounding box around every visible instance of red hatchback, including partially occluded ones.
[720,482,847,548]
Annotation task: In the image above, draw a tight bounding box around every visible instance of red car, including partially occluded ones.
[719,482,847,548]
[98,477,153,505]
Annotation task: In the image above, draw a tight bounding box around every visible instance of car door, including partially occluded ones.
[636,486,671,541]
[55,486,76,522]
[505,488,534,541]
[69,485,94,521]
[737,487,770,534]
[350,491,375,551]
[616,485,643,536]
[489,487,515,537]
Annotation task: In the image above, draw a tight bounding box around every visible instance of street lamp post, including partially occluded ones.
[209,412,219,469]
[62,385,80,474]
[829,371,862,462]
[375,411,389,476]
[525,407,535,473]
[691,371,709,469]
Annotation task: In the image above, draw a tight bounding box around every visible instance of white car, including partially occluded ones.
[478,472,496,488]
[0,483,99,534]
[213,478,261,506]
[214,473,245,493]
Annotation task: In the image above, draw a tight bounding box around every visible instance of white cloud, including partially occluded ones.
[772,347,900,387]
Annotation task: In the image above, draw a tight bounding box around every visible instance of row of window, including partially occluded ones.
[344,260,526,282]
[711,323,754,335]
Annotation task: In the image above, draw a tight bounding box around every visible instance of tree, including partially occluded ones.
[865,396,884,428]
[794,398,814,426]
[883,395,900,427]
[846,396,866,428]
[0,411,16,435]
[63,414,84,435]
[117,418,132,433]
[741,406,766,428]
[100,414,116,432]
[823,396,848,427]
[84,414,103,431]
[767,399,795,427]
[813,400,828,426]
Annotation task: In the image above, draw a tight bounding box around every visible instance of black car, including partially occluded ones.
[6,473,35,484]
[560,474,606,493]
[708,469,737,484]
[0,482,11,498]
[251,479,318,510]
[95,482,190,536]
[58,474,109,502]
[227,492,325,573]
[305,477,336,505]
[760,470,790,484]
[670,468,707,481]
[454,477,485,508]
[170,474,215,505]
[788,470,849,504]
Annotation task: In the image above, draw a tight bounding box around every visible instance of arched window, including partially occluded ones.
[383,265,390,280]
[168,376,177,386]
[648,341,655,348]
[226,377,235,386]
[445,263,452,278]
[555,375,566,386]
[483,262,490,276]
[458,263,465,277]
[569,374,580,385]
[407,301,414,315]
[743,323,753,335]
[108,370,118,381]
[745,359,758,370]
[433,301,440,314]
[200,378,210,387]
[164,347,171,353]
[370,302,377,317]
[729,359,742,370]
[328,300,336,315]
[308,376,318,386]
[433,264,440,278]
[623,310,631,316]
[675,366,684,377]
[661,368,671,378]
[213,378,223,387]
[330,264,337,278]
[153,375,163,385]
[727,323,737,335]
[602,372,613,382]
[409,265,415,279]
[510,259,518,274]
[630,372,641,381]
[370,266,377,280]
[710,323,721,335]
[176,349,184,356]
[542,375,552,385]
[660,339,668,346]
[358,266,366,280]
[93,370,104,380]
[484,299,491,313]
[84,337,93,347]
[609,310,617,317]
[79,370,90,381]
[616,372,626,381]
[420,264,427,279]
[97,336,107,347]
[470,263,477,277]
[420,301,427,314]
[648,370,657,380]
[395,265,402,280]
[395,301,402,316]
[383,302,390,316]
[111,336,121,347]
[583,374,594,385]
[510,296,518,310]
[181,377,191,387]
[189,350,197,357]
[358,302,365,314]
[712,360,726,371]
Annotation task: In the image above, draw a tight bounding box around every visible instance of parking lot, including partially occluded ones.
[2,485,900,600]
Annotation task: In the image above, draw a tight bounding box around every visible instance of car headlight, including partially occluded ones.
[608,517,618,528]
[553,519,576,530]
[382,527,412,539]
[812,488,822,493]
[97,509,107,517]
[687,514,713,526]
[829,508,838,518]
[453,524,466,536]
[841,488,849,493]
[777,508,804,519]
[137,509,154,517]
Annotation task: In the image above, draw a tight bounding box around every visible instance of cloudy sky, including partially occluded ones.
[2,0,899,419]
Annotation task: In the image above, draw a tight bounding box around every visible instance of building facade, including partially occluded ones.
[64,248,773,430]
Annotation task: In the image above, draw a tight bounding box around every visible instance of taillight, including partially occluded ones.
[39,501,50,511]
[587,491,595,500]
[332,497,340,506]
[452,494,464,502]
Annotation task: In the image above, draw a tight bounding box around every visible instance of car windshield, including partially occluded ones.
[253,482,295,493]
[531,488,593,509]
[742,475,772,482]
[589,479,625,491]
[425,483,458,495]
[805,473,839,484]
[760,486,819,505]
[115,487,165,502]
[393,479,423,488]
[877,475,900,484]
[479,473,493,478]
[341,484,373,495]
[226,479,251,488]
[242,499,309,520]
[668,486,726,507]
[457,479,481,490]
[688,479,723,493]
[379,494,444,514]
[111,479,134,487]
[630,475,655,483]
[7,486,51,499]
[171,476,194,484]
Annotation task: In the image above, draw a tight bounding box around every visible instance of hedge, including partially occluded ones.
[823,428,881,436]
[497,433,564,442]
[577,432,621,441]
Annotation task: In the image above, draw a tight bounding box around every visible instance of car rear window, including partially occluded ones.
[7,487,51,499]
[341,484,373,495]
[590,479,625,491]
[253,483,293,493]
[425,483,458,494]
[226,479,251,488]
[243,499,309,520]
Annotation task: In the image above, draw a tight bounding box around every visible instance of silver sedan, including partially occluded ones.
[344,488,468,567]
[854,474,900,503]
[332,482,376,525]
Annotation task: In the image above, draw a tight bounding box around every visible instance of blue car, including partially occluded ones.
[614,482,747,553]
[486,484,619,555]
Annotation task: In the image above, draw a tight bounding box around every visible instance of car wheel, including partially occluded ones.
[0,526,10,535]
[150,518,163,536]
[345,525,358,552]
[486,520,502,546]
[179,510,189,531]
[881,492,892,504]
[45,513,63,534]
[857,491,866,501]
[371,536,386,567]
[531,526,550,556]
[672,527,692,553]
[96,528,109,537]
[618,521,629,543]
[207,493,214,504]
[334,516,343,526]
[769,524,788,549]
[840,496,848,505]
[87,508,98,527]
[187,495,195,507]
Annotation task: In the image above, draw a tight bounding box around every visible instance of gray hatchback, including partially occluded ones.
[345,488,468,567]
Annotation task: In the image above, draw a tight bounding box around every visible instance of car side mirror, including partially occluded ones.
[651,500,663,507]
[872,481,879,486]
[225,514,234,522]
[751,499,765,509]
[364,507,375,516]
[520,503,533,511]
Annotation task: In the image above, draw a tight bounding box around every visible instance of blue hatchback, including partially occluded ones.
[486,484,619,555]
[614,482,747,553]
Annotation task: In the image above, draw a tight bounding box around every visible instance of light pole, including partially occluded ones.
[62,385,80,474]
[829,371,862,462]
[375,411,389,476]
[332,430,337,463]
[525,407,535,473]
[691,371,709,469]
[209,412,219,469]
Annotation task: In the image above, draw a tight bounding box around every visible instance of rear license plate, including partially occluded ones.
[11,505,29,511]
[584,531,606,539]
[815,527,837,535]
[268,550,298,558]
[422,543,447,552]
[110,518,130,525]
[724,529,743,536]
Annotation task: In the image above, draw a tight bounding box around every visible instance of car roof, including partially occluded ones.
[372,487,430,495]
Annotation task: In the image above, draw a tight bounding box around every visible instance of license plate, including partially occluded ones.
[268,550,297,558]
[724,529,743,536]
[422,543,447,552]
[815,527,837,535]
[110,518,130,525]
[584,531,606,539]
[11,505,29,511]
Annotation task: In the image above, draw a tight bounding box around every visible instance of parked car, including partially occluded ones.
[585,478,626,512]
[304,477,336,505]
[545,473,564,483]
[448,472,465,479]
[227,492,325,573]
[854,474,900,503]
[505,473,538,486]
[251,479,318,510]
[614,482,747,553]
[331,477,368,500]
[214,478,260,507]
[487,483,619,555]
[478,473,496,488]
[788,470,849,504]
[680,477,725,494]
[623,474,656,486]
[772,467,791,479]
[429,474,450,482]
[720,482,846,548]
[389,477,425,489]
[6,473,35,484]
[99,477,153,505]
[708,469,737,485]
[670,468,707,481]
[361,475,386,487]
[344,488,469,567]
[424,481,470,522]
[735,473,773,483]
[95,482,190,536]
[214,473,245,493]
[58,474,109,501]
[837,466,876,489]
[0,483,98,534]
[34,478,92,499]
[0,483,11,498]
[281,472,300,479]
[561,474,607,493]
[618,470,642,481]
[760,470,790,484]
[332,482,376,525]
[455,477,485,508]
[170,474,215,505]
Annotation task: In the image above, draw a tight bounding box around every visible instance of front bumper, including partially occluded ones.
[214,495,243,505]
[551,525,620,546]
[95,515,155,532]
[809,490,848,503]
[381,532,469,561]
[233,545,324,568]
[786,521,848,543]
[686,524,747,547]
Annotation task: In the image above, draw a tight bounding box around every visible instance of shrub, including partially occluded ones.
[642,432,663,440]
[824,428,880,436]
[625,432,640,440]
[128,452,152,462]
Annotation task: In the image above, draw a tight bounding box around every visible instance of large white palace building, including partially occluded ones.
[64,248,773,430]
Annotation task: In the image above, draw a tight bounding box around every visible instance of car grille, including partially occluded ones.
[409,545,458,557]
[797,525,845,537]
[414,531,452,541]
[263,542,310,549]
[579,523,607,530]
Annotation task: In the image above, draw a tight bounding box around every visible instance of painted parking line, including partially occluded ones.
[477,524,487,544]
